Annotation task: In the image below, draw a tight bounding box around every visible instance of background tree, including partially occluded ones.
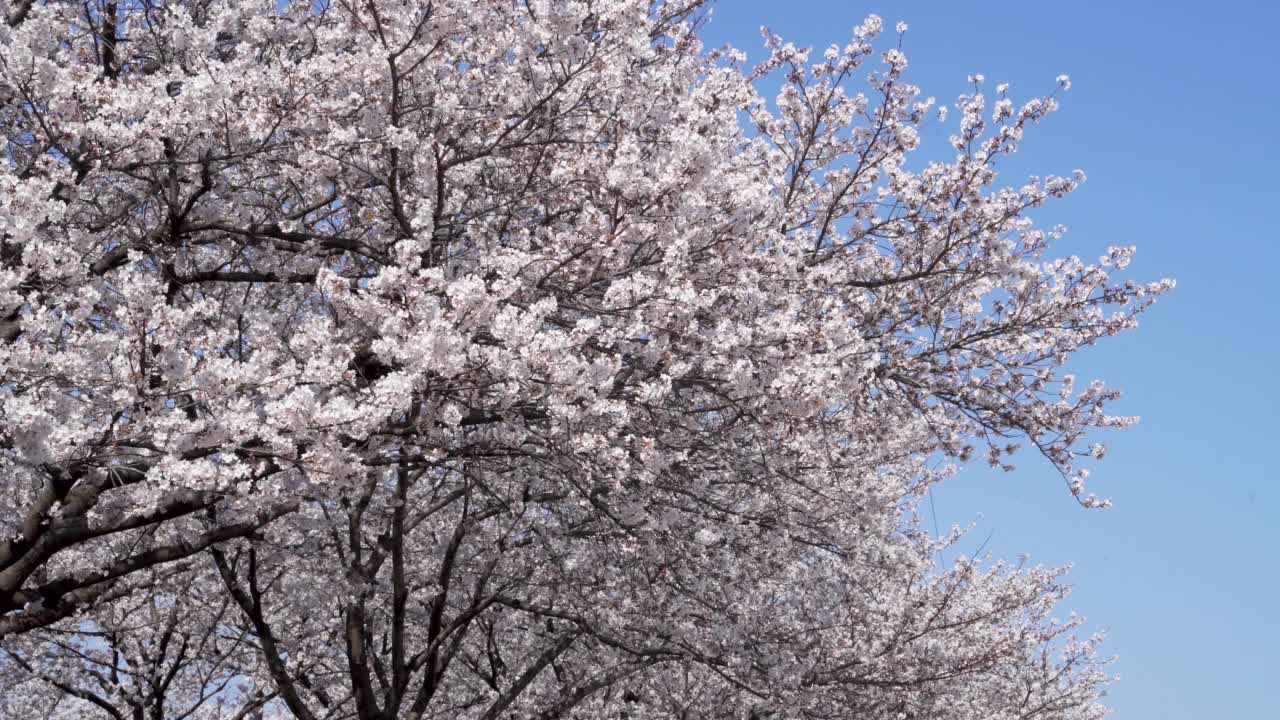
[1,573,274,720]
[0,0,1168,717]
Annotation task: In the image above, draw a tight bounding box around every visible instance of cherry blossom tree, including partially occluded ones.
[1,574,274,720]
[1,0,1169,717]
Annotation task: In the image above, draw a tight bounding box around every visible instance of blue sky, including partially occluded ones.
[701,2,1279,718]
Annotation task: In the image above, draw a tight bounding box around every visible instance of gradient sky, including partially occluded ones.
[699,2,1279,718]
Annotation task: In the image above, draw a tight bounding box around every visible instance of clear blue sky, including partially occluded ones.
[701,2,1278,718]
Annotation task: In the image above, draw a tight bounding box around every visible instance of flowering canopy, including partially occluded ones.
[0,1,1168,718]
